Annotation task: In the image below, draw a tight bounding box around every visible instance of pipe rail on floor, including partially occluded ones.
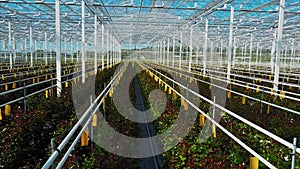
[153,62,300,102]
[0,61,97,80]
[170,60,300,84]
[42,63,125,169]
[188,63,300,79]
[0,66,93,107]
[149,62,300,116]
[141,62,300,156]
[187,65,300,93]
[0,62,115,109]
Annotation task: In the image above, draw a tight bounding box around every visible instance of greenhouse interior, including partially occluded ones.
[0,0,300,168]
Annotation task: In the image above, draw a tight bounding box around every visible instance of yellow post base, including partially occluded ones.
[92,114,97,126]
[81,129,89,146]
[12,82,16,89]
[227,91,231,99]
[250,157,259,169]
[242,96,246,105]
[173,92,177,100]
[212,124,216,138]
[102,99,106,110]
[45,90,49,98]
[168,87,172,95]
[279,91,285,100]
[256,86,260,93]
[200,114,205,126]
[267,105,270,114]
[5,105,11,116]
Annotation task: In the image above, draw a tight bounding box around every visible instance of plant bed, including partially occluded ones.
[137,64,300,168]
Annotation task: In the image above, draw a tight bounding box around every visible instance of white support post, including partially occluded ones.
[35,39,37,62]
[112,38,114,65]
[227,3,234,83]
[249,33,253,70]
[76,40,79,63]
[273,0,285,92]
[256,41,259,67]
[44,32,48,65]
[167,38,170,66]
[203,19,208,76]
[8,21,12,69]
[13,36,16,64]
[71,38,74,63]
[189,26,193,71]
[50,42,52,63]
[172,35,175,67]
[55,0,62,96]
[259,46,262,65]
[157,42,159,64]
[179,31,182,69]
[161,41,163,65]
[196,43,199,65]
[110,34,113,67]
[290,39,295,69]
[106,29,109,69]
[81,0,86,83]
[30,26,33,67]
[24,38,27,62]
[284,45,287,68]
[163,40,165,65]
[232,36,236,67]
[158,42,161,64]
[210,41,214,66]
[64,37,67,64]
[94,15,98,74]
[271,28,277,72]
[101,24,104,70]
[220,39,223,66]
[21,39,24,60]
[109,34,111,67]
[243,43,247,66]
[154,44,156,63]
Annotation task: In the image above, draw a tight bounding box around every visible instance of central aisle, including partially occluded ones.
[132,64,163,169]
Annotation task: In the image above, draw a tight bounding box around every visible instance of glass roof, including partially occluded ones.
[0,0,299,49]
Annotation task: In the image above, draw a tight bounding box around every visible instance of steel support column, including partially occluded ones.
[94,15,98,74]
[203,19,208,76]
[249,33,253,70]
[167,38,170,66]
[179,31,182,69]
[172,35,175,67]
[101,24,104,70]
[8,21,12,69]
[55,0,62,96]
[189,26,193,71]
[64,37,67,64]
[227,3,234,83]
[45,32,48,65]
[81,0,86,83]
[273,0,285,92]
